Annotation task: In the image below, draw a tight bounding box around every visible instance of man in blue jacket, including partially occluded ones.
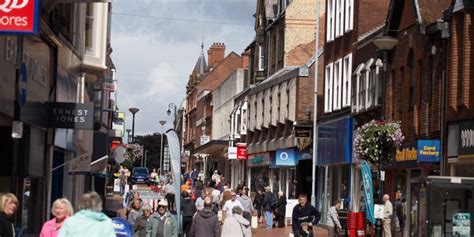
[292,193,320,237]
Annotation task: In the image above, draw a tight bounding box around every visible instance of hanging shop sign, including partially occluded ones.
[0,0,40,34]
[417,140,440,162]
[237,143,247,160]
[228,147,237,160]
[275,148,296,166]
[102,80,117,91]
[48,102,94,130]
[459,120,474,159]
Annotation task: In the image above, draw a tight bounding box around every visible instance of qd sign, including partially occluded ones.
[0,0,39,34]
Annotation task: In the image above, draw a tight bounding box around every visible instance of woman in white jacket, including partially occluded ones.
[221,206,251,237]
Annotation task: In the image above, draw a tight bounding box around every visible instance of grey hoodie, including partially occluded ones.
[237,195,254,213]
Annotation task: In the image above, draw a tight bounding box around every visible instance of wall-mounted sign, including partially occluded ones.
[200,135,210,145]
[459,121,474,159]
[395,147,417,162]
[228,147,237,160]
[248,153,270,167]
[48,102,94,130]
[417,140,440,162]
[0,0,40,34]
[275,148,296,166]
[237,144,247,160]
[102,81,117,91]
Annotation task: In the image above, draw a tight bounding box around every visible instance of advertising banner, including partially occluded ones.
[166,130,182,233]
[361,161,375,224]
[275,148,296,166]
[0,0,40,34]
[417,140,440,162]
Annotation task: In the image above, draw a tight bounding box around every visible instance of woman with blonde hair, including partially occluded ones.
[0,193,19,237]
[40,198,74,237]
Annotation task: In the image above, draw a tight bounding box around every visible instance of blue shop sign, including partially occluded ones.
[276,148,297,166]
[417,140,440,163]
[317,116,353,165]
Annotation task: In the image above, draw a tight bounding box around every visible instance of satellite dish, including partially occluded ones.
[115,146,126,164]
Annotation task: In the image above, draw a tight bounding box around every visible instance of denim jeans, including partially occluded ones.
[264,211,273,229]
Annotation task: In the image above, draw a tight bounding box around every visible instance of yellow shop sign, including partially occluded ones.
[396,147,417,162]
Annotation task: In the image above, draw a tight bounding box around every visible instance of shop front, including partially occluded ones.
[384,140,440,237]
[248,152,271,193]
[269,148,297,199]
[317,116,353,224]
[448,120,474,177]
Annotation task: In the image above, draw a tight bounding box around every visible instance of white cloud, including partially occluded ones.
[111,0,254,135]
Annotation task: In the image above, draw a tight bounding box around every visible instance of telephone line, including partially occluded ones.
[112,12,253,27]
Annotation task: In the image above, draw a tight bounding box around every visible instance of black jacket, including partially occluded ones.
[0,212,14,237]
[261,191,273,212]
[254,193,264,208]
[276,196,287,215]
[291,204,320,233]
[181,198,197,217]
[189,208,220,237]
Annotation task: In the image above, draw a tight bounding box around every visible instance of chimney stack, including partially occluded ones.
[207,43,226,70]
[241,51,250,69]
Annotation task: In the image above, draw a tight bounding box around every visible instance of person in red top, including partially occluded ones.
[40,198,74,237]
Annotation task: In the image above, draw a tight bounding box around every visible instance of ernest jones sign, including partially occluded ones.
[0,0,40,34]
[48,102,94,130]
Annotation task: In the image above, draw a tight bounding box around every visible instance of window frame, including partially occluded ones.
[326,0,335,42]
[257,45,265,71]
[325,63,334,113]
[333,58,342,110]
[343,54,352,108]
[85,3,96,53]
[335,0,344,37]
[344,0,354,32]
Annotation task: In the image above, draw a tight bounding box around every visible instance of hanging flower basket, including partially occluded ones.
[124,144,143,161]
[354,120,404,166]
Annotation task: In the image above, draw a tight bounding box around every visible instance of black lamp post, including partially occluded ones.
[373,35,398,237]
[129,107,139,143]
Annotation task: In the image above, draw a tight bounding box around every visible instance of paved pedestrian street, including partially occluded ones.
[253,223,328,237]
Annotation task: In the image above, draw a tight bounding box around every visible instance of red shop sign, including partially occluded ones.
[0,0,40,34]
[237,144,247,160]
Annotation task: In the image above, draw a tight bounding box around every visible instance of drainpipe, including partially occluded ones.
[439,21,449,176]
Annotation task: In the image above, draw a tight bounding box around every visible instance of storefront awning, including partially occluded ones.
[194,140,228,154]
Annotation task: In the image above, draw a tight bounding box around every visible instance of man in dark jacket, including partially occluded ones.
[292,194,320,237]
[181,191,196,236]
[189,198,220,237]
[276,191,287,228]
[261,186,274,230]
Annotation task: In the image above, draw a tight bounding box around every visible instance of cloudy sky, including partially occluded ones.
[111,0,255,135]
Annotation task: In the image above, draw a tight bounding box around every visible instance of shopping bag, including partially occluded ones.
[251,216,258,229]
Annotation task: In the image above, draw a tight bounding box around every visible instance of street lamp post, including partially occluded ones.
[373,35,398,237]
[129,108,139,143]
[126,129,132,143]
[159,120,167,175]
